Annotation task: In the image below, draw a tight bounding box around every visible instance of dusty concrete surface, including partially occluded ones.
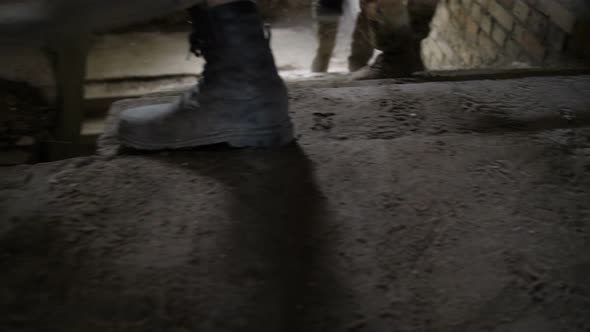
[2,76,590,331]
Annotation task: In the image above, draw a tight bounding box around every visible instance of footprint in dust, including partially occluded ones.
[312,112,335,131]
[388,105,423,128]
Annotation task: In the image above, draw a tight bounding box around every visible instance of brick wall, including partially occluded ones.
[421,0,590,69]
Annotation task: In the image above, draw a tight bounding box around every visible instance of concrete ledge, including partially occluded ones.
[2,75,590,332]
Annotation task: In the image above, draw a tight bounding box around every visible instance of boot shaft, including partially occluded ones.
[188,1,285,99]
[189,2,276,67]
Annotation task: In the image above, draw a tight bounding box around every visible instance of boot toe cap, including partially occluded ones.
[117,103,174,149]
[119,103,170,125]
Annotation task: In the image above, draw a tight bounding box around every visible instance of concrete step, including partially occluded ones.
[80,69,590,156]
[2,74,590,332]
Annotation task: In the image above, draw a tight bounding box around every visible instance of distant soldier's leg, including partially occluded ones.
[348,5,375,72]
[311,0,344,72]
[353,0,424,80]
[312,20,340,72]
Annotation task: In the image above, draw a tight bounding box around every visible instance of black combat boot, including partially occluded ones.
[117,1,293,149]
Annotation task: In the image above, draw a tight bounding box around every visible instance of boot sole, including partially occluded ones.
[120,121,294,151]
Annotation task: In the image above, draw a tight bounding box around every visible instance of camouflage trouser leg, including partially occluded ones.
[311,0,344,72]
[348,10,375,72]
[311,20,340,72]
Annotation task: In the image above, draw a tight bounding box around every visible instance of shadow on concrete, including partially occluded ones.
[470,110,590,135]
[152,143,351,331]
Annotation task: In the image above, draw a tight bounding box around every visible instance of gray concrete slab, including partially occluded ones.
[2,75,590,331]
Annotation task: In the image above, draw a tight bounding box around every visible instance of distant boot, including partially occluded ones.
[117,1,293,150]
[311,20,339,72]
[311,0,343,72]
[352,21,424,80]
[352,6,424,80]
[351,48,424,80]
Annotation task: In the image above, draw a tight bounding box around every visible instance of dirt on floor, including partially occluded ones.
[1,76,590,332]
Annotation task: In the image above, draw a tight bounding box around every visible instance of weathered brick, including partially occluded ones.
[436,38,457,60]
[471,53,483,67]
[513,0,530,22]
[449,0,461,13]
[453,7,467,28]
[427,26,439,41]
[430,5,450,29]
[513,24,525,41]
[527,9,549,40]
[459,48,473,64]
[422,0,580,69]
[478,33,499,61]
[505,39,522,59]
[480,14,493,35]
[464,16,480,44]
[438,5,451,23]
[492,24,507,45]
[461,0,474,9]
[433,49,444,64]
[488,1,514,30]
[538,0,576,33]
[422,38,444,67]
[423,53,432,68]
[471,3,482,21]
[514,24,546,61]
[497,0,514,9]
